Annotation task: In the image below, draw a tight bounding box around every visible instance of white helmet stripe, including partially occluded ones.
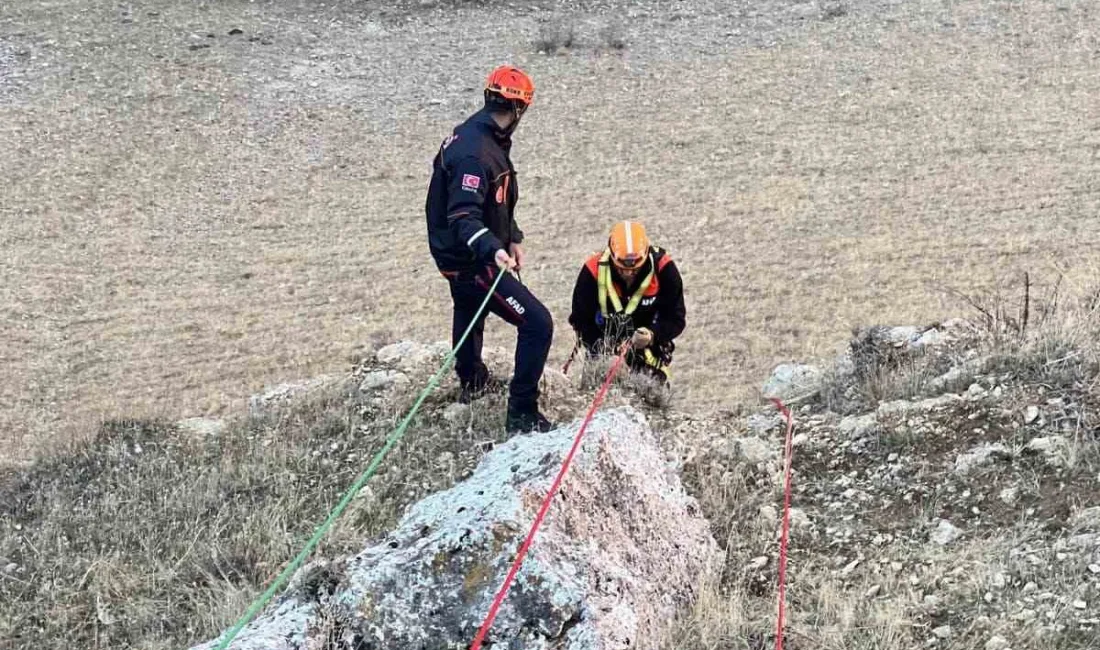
[623,220,634,255]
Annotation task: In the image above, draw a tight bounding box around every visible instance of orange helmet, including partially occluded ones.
[484,65,535,109]
[607,220,650,270]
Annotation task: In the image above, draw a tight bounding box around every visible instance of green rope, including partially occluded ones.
[212,268,509,650]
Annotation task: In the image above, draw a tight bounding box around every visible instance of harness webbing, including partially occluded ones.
[597,249,654,321]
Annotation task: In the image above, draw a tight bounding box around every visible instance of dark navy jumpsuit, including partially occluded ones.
[424,107,553,414]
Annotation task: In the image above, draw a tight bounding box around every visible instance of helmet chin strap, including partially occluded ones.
[502,102,524,136]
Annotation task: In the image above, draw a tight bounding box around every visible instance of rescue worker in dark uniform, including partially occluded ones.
[568,221,686,387]
[424,65,554,434]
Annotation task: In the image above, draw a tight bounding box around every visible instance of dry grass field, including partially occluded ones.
[2,0,1099,463]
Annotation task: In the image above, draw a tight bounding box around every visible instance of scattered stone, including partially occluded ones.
[1014,608,1037,622]
[1071,506,1100,530]
[538,367,573,400]
[735,436,777,464]
[865,584,882,598]
[984,635,1010,650]
[748,556,769,570]
[1025,406,1041,424]
[914,327,948,348]
[931,519,963,545]
[249,375,338,415]
[788,508,811,530]
[1025,436,1071,468]
[761,363,823,402]
[933,624,953,639]
[878,394,960,417]
[2,563,17,574]
[442,403,470,426]
[954,443,1011,474]
[1088,564,1100,574]
[999,487,1020,506]
[358,369,409,391]
[746,413,783,435]
[1074,600,1088,610]
[1022,582,1038,594]
[966,382,988,399]
[878,325,922,347]
[375,340,450,371]
[1069,533,1098,549]
[376,341,421,364]
[176,417,226,437]
[838,413,877,438]
[927,365,971,394]
[758,505,778,527]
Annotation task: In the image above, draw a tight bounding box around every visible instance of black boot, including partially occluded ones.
[505,402,555,434]
[459,374,508,404]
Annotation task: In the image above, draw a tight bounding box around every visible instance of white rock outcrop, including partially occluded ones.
[192,407,718,650]
[761,363,823,402]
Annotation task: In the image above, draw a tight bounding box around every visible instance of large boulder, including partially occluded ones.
[192,407,719,650]
[761,363,823,402]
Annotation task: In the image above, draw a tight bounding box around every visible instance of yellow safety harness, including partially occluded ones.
[597,248,655,321]
[596,249,670,379]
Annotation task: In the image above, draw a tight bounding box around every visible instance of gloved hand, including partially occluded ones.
[631,327,653,350]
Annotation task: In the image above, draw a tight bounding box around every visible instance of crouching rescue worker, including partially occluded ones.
[568,221,686,391]
[424,64,555,434]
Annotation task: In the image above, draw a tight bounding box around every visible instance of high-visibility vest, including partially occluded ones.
[597,249,655,321]
[583,247,671,324]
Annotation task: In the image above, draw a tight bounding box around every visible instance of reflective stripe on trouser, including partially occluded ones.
[615,345,671,381]
[642,348,671,379]
[446,267,553,410]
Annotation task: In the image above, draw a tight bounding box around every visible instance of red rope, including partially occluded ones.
[469,344,630,650]
[770,397,796,650]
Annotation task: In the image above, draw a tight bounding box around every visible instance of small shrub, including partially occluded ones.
[599,23,627,51]
[534,20,575,54]
[822,2,849,20]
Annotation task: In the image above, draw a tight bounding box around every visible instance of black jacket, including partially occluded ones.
[568,247,686,351]
[425,107,524,273]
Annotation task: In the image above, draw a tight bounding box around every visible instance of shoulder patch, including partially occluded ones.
[461,174,481,192]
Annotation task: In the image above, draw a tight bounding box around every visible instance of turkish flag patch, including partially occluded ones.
[461,174,481,191]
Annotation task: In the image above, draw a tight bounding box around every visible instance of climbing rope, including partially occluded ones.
[771,397,796,650]
[469,342,631,650]
[211,268,509,650]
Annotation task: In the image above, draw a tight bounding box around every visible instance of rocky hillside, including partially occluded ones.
[190,406,718,650]
[3,314,1099,649]
[666,319,1100,649]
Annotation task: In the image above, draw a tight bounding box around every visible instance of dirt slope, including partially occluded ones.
[2,0,1098,461]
